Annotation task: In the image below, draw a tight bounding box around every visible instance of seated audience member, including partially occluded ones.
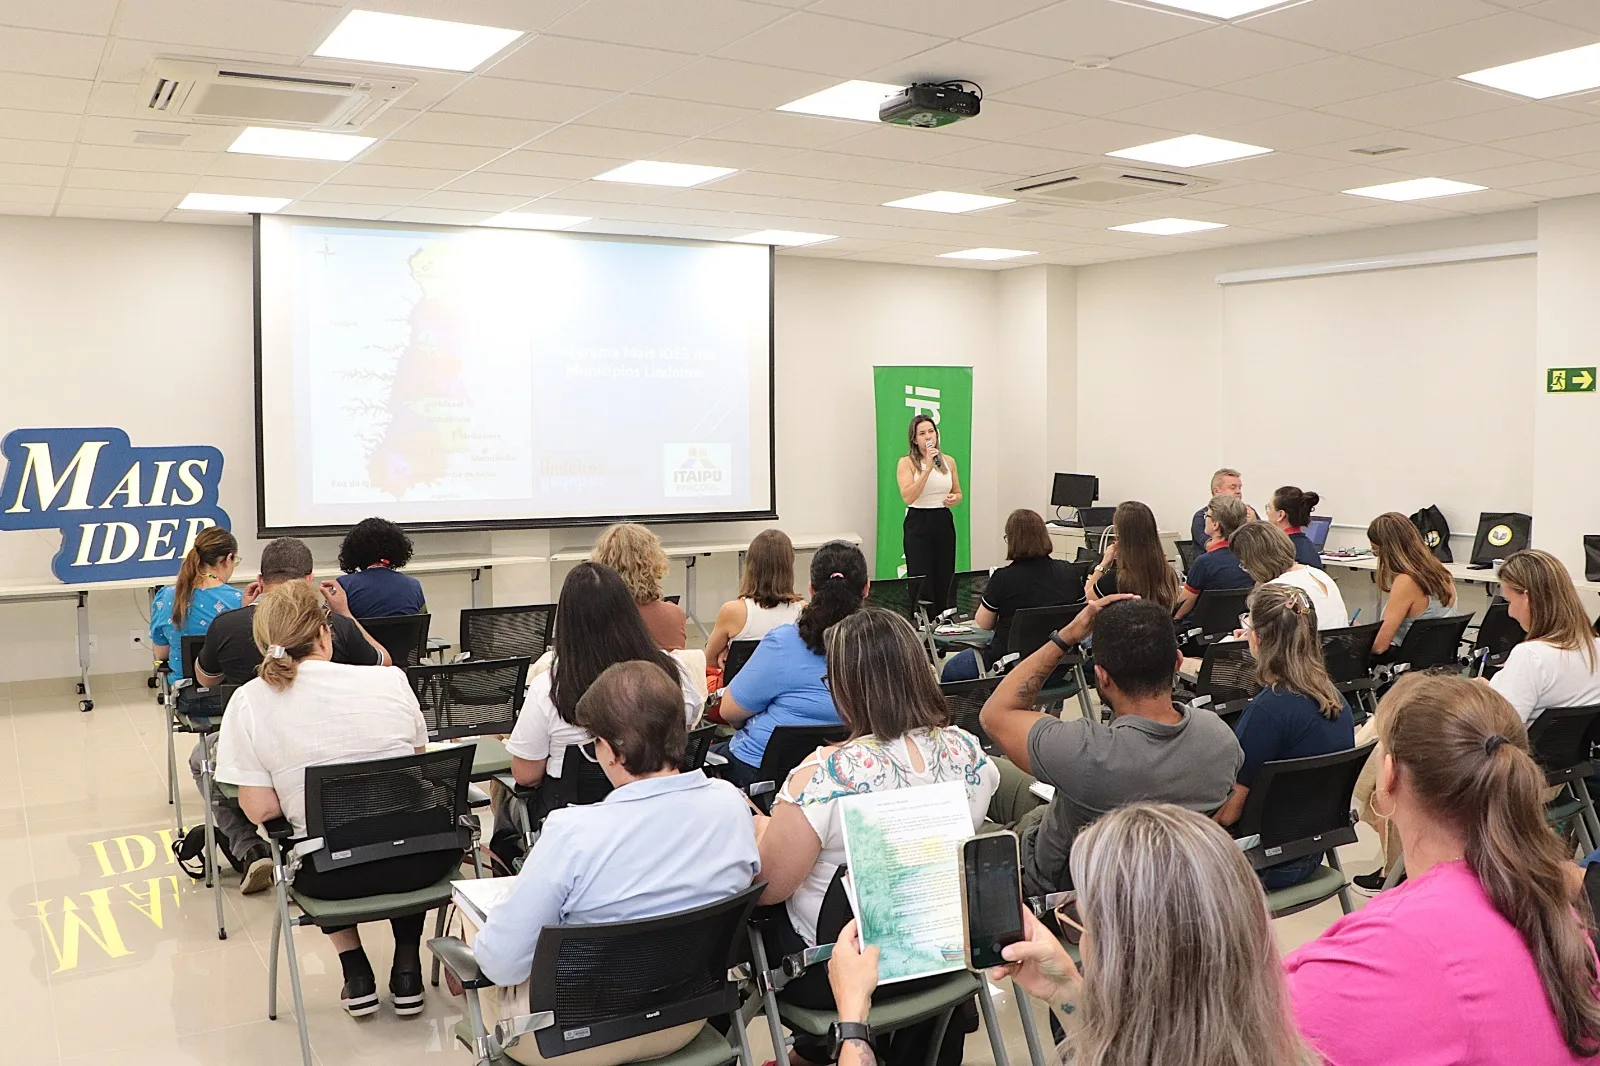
[1485,549,1600,723]
[1366,512,1457,656]
[151,525,242,682]
[592,522,685,650]
[755,607,997,1066]
[703,528,804,670]
[335,516,426,618]
[1087,501,1178,613]
[1286,675,1600,1064]
[473,662,759,1066]
[714,540,866,786]
[191,537,390,888]
[829,804,1309,1066]
[941,508,1084,682]
[1189,467,1255,548]
[1215,585,1354,889]
[1230,521,1348,630]
[1175,495,1254,622]
[981,597,1242,896]
[1268,486,1327,569]
[506,562,700,792]
[215,580,451,1019]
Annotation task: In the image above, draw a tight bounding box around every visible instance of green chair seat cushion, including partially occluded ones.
[1546,797,1585,825]
[291,870,457,926]
[933,630,993,649]
[218,782,239,800]
[778,970,981,1037]
[471,738,512,780]
[1265,865,1347,916]
[453,1018,734,1066]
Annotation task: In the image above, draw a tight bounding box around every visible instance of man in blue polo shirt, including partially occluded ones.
[1189,468,1256,549]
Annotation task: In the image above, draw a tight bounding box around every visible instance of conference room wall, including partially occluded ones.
[1074,208,1539,540]
[0,216,1036,682]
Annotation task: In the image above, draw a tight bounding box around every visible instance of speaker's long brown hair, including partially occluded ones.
[1379,675,1600,1056]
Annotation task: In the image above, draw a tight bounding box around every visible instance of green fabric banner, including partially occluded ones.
[873,366,973,580]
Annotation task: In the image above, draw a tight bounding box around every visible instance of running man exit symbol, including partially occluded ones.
[1547,367,1596,393]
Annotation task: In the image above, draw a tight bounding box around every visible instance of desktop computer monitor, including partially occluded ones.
[1051,473,1098,509]
[1306,516,1333,551]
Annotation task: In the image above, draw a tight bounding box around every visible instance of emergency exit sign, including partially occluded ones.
[1547,367,1596,393]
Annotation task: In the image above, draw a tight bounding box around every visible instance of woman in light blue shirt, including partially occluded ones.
[716,540,868,785]
[474,661,758,1065]
[150,526,242,681]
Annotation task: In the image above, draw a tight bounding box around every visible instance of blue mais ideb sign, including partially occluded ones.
[0,428,229,583]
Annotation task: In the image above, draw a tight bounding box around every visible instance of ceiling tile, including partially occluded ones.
[393,112,555,149]
[807,0,1056,39]
[1107,88,1296,133]
[642,57,832,109]
[1276,162,1422,194]
[697,111,862,149]
[0,136,70,165]
[574,95,755,137]
[0,161,60,185]
[1523,0,1600,33]
[994,68,1188,117]
[300,184,421,206]
[440,171,571,197]
[525,123,686,159]
[0,184,56,204]
[327,163,460,189]
[115,0,337,54]
[544,0,787,53]
[1186,180,1324,205]
[434,78,617,122]
[353,0,586,33]
[1380,143,1536,176]
[481,150,621,179]
[385,206,499,224]
[284,201,394,220]
[1459,158,1593,187]
[55,204,167,221]
[96,37,298,85]
[79,115,236,151]
[72,144,214,172]
[1294,128,1467,162]
[1207,110,1385,152]
[0,26,108,80]
[409,189,532,211]
[1513,172,1600,197]
[0,107,75,141]
[970,0,1206,61]
[1323,80,1518,128]
[65,167,193,192]
[1220,55,1433,109]
[1117,26,1334,89]
[0,0,119,35]
[1409,103,1594,144]
[0,72,91,114]
[58,186,178,209]
[649,137,805,169]
[1357,11,1595,78]
[489,35,694,91]
[866,42,1073,98]
[358,140,504,170]
[205,154,346,183]
[1246,0,1503,53]
[1020,115,1179,155]
[824,126,993,163]
[929,141,1092,177]
[1493,124,1600,157]
[759,150,905,181]
[717,13,945,78]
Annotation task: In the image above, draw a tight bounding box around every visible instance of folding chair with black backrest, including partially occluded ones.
[940,676,1004,754]
[431,885,766,1066]
[1190,641,1261,728]
[1231,741,1376,919]
[1385,614,1474,675]
[1184,587,1252,651]
[722,638,760,686]
[749,866,1017,1066]
[931,569,998,657]
[948,569,990,621]
[743,724,849,812]
[1527,705,1600,855]
[1469,600,1526,678]
[866,574,929,628]
[683,724,717,772]
[459,604,556,663]
[168,633,232,940]
[358,612,432,668]
[264,746,478,1066]
[999,603,1091,717]
[1175,539,1202,576]
[1320,623,1382,721]
[408,658,532,782]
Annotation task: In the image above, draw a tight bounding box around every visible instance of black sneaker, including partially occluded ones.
[341,972,380,1017]
[1352,869,1405,895]
[390,967,425,1017]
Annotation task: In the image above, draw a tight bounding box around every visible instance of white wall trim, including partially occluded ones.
[1214,240,1538,286]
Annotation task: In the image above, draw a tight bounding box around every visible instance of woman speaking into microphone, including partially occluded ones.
[896,413,962,615]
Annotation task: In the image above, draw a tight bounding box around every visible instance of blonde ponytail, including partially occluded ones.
[1379,675,1600,1055]
[251,580,326,691]
[1248,583,1342,717]
[172,526,237,626]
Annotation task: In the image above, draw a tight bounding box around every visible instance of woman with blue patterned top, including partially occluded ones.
[150,526,242,682]
[753,606,998,1066]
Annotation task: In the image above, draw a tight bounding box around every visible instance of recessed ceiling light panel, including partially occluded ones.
[938,248,1036,260]
[1136,0,1306,18]
[1110,218,1228,235]
[1342,177,1487,201]
[593,160,736,187]
[1107,134,1271,167]
[1459,42,1600,100]
[883,191,1015,213]
[777,81,904,122]
[733,230,838,246]
[314,10,523,72]
[483,212,591,230]
[177,193,293,213]
[229,127,374,161]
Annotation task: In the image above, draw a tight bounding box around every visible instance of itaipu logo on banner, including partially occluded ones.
[663,443,731,497]
[0,428,228,583]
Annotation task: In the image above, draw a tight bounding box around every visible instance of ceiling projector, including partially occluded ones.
[879,82,981,128]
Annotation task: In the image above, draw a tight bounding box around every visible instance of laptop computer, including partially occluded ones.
[1306,516,1333,552]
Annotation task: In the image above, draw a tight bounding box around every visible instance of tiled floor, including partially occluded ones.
[0,673,1380,1066]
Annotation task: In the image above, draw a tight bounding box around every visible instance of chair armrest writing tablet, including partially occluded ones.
[428,936,496,989]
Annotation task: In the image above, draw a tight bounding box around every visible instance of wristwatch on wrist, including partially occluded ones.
[828,1021,874,1062]
[1047,631,1075,656]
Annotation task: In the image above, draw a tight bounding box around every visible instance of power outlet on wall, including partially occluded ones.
[130,629,148,651]
[87,635,98,654]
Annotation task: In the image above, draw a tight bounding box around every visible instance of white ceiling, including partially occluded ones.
[1,0,1598,267]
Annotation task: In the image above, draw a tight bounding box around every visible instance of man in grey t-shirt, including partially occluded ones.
[980,596,1242,896]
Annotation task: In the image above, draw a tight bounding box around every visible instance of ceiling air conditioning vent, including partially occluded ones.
[137,58,414,131]
[988,164,1216,206]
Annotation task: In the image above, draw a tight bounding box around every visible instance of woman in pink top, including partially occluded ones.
[1285,674,1600,1064]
